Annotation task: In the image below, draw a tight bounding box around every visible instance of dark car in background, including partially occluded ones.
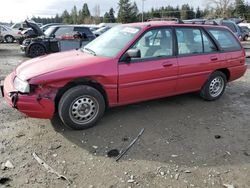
[240,26,250,41]
[219,20,243,40]
[19,23,64,44]
[93,26,111,37]
[21,21,96,57]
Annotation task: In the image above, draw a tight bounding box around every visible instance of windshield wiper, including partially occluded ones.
[84,47,96,56]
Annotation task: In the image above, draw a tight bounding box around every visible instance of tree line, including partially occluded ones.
[31,0,250,25]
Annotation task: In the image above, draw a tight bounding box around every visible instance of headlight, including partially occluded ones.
[13,77,30,93]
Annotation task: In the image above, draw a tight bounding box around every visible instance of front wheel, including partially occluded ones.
[28,44,46,57]
[5,35,15,43]
[58,85,105,130]
[200,71,227,101]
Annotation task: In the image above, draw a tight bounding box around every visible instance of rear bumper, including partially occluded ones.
[229,64,248,81]
[2,72,55,119]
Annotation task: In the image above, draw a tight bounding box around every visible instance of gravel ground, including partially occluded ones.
[0,43,250,188]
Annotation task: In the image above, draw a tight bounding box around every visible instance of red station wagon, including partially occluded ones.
[1,21,248,130]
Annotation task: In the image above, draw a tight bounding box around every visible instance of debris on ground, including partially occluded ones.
[32,152,71,185]
[215,135,222,139]
[92,146,98,149]
[16,132,25,138]
[0,177,11,185]
[243,151,250,156]
[223,184,236,188]
[1,160,14,170]
[175,173,180,180]
[127,175,135,183]
[116,128,145,162]
[171,155,178,158]
[184,170,191,173]
[48,143,61,150]
[122,136,129,142]
[107,149,120,158]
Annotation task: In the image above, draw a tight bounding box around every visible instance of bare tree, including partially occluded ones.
[92,4,101,24]
[206,0,233,18]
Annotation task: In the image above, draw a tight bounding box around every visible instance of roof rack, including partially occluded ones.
[147,18,220,25]
[183,19,218,25]
[147,17,184,23]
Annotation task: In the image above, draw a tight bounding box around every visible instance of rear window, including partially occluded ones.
[207,28,241,51]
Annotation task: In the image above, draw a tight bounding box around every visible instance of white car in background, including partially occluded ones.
[0,25,22,43]
[0,28,3,42]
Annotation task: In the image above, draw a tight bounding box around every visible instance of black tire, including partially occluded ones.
[28,44,46,58]
[4,35,15,43]
[200,71,227,101]
[58,85,105,130]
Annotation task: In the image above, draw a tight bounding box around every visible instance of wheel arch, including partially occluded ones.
[215,68,230,81]
[54,77,109,113]
[28,42,47,55]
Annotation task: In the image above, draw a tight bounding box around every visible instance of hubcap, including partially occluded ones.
[69,96,99,124]
[31,45,44,56]
[209,76,224,98]
[6,36,13,43]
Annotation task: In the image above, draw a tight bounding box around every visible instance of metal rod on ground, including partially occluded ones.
[32,152,71,184]
[116,128,145,162]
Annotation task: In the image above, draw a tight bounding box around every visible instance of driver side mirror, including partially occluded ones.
[123,49,141,62]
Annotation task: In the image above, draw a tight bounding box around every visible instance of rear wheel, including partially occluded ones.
[58,85,105,130]
[5,35,15,43]
[200,71,227,101]
[28,44,46,57]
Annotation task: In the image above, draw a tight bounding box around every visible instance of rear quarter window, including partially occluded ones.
[207,28,241,52]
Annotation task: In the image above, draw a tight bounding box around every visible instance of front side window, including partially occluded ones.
[130,28,173,59]
[208,28,241,51]
[82,26,141,58]
[176,28,203,55]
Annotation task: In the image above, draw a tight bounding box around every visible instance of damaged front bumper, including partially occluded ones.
[1,72,55,119]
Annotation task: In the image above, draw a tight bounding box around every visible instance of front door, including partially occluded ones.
[118,27,178,105]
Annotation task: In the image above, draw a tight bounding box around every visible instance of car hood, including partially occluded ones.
[25,20,44,36]
[16,50,111,81]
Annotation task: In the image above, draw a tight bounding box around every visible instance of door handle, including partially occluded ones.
[210,56,218,61]
[162,62,173,67]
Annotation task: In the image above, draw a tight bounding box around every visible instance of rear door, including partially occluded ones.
[53,26,80,51]
[118,27,178,105]
[207,28,245,69]
[176,27,221,93]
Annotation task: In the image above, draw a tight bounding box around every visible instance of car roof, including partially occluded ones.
[49,25,90,29]
[123,21,227,30]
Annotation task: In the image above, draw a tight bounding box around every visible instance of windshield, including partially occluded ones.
[82,25,141,58]
[44,27,55,37]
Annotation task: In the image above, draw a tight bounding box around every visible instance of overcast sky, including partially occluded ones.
[0,0,249,23]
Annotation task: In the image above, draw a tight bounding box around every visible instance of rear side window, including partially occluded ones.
[176,28,203,55]
[207,28,241,51]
